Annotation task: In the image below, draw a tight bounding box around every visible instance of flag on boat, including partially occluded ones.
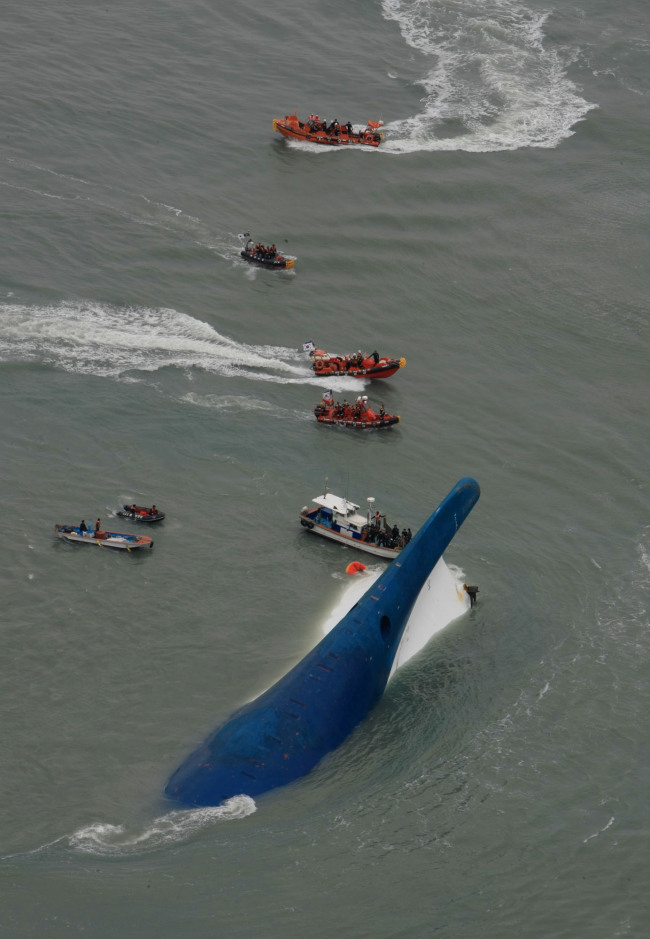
[303,340,315,354]
[237,232,251,241]
[322,390,333,403]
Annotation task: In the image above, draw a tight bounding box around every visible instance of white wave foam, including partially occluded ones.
[182,393,280,412]
[381,0,596,152]
[282,139,380,154]
[68,796,256,855]
[0,301,355,390]
[583,815,615,843]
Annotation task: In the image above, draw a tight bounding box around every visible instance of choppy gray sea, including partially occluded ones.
[1,0,648,936]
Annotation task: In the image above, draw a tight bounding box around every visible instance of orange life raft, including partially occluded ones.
[273,114,384,147]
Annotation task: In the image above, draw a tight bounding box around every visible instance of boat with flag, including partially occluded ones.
[303,341,405,379]
[273,113,384,148]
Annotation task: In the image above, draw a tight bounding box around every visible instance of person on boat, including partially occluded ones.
[355,395,371,420]
[245,237,254,253]
[94,518,101,536]
[371,350,380,364]
[150,505,157,515]
[269,244,277,258]
[346,121,353,136]
[464,584,479,607]
[79,520,88,532]
[379,404,386,420]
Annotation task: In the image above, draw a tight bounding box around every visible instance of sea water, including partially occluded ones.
[1,0,648,935]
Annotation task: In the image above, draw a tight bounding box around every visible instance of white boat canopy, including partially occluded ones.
[312,493,360,516]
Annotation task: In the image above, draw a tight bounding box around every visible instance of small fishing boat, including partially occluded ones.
[273,113,384,148]
[299,488,412,558]
[238,234,294,269]
[314,393,400,430]
[305,343,406,379]
[55,525,154,550]
[116,504,165,523]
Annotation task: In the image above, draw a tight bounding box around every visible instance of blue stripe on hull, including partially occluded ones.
[164,477,480,806]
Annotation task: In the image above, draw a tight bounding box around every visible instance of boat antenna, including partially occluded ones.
[367,496,375,525]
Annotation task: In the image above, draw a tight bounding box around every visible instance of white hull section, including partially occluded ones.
[305,522,399,559]
[321,558,470,680]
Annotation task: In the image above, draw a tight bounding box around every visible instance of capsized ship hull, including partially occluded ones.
[165,477,480,807]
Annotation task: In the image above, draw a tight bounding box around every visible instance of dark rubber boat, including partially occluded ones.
[240,248,294,270]
[116,504,165,523]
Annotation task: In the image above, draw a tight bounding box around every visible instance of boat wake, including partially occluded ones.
[0,301,361,391]
[67,797,256,855]
[381,0,596,152]
[0,159,280,268]
[0,797,257,860]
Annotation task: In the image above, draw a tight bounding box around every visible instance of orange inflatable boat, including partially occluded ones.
[273,113,384,147]
[307,347,406,379]
[314,393,400,430]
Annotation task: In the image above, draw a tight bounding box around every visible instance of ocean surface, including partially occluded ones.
[1,0,648,935]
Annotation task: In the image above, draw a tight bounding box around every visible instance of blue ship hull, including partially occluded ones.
[165,477,480,807]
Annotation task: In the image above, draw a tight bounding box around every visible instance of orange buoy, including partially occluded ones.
[345,561,367,575]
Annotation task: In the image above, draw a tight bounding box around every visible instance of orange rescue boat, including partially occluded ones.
[307,346,406,380]
[273,113,384,147]
[314,393,400,430]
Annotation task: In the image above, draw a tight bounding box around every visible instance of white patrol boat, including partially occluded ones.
[299,487,411,558]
